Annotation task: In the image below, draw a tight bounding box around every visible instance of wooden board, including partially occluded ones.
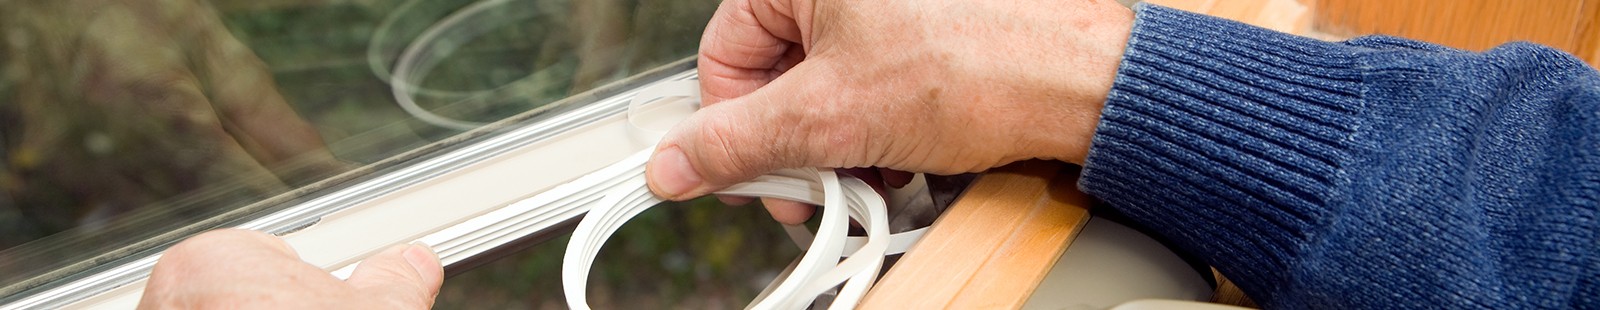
[1309,0,1600,68]
[859,161,1094,309]
[1151,0,1600,67]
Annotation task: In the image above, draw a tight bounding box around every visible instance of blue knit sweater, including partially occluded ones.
[1078,4,1599,309]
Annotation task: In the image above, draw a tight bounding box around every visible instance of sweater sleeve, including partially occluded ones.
[1078,4,1600,309]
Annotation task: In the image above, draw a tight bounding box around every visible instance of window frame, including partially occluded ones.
[1,59,698,309]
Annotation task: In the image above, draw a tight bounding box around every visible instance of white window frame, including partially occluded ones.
[1,59,699,310]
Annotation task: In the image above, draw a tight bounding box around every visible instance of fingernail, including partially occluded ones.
[648,146,702,198]
[401,242,438,273]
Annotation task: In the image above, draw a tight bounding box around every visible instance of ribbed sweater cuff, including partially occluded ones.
[1078,4,1364,299]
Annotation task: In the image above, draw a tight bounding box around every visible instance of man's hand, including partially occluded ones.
[139,230,443,309]
[646,0,1135,223]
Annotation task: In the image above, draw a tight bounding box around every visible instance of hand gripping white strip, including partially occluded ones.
[621,79,928,257]
[562,81,927,309]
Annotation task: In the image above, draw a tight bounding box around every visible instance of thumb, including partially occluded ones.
[346,243,444,309]
[647,62,843,200]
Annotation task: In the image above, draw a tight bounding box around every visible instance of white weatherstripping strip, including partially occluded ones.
[321,79,924,288]
[563,81,923,309]
[562,151,891,310]
[337,79,927,309]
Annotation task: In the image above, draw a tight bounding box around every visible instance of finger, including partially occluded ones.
[167,229,299,258]
[770,43,807,76]
[751,168,885,225]
[346,244,444,309]
[881,168,914,189]
[717,195,757,206]
[153,229,302,277]
[647,62,847,200]
[697,0,812,105]
[839,167,887,196]
[760,198,816,225]
[142,229,303,308]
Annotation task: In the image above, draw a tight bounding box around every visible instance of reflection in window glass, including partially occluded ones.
[438,198,801,309]
[0,0,716,296]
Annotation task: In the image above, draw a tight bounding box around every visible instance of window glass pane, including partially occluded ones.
[0,0,716,293]
[438,198,801,308]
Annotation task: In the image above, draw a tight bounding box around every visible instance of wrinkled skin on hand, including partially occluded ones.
[646,0,1135,223]
[0,0,347,244]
